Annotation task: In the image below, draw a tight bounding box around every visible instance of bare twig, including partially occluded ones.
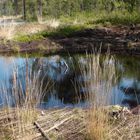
[34,121,50,140]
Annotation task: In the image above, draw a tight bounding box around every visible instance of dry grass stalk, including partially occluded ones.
[0,58,49,139]
[79,53,116,140]
[0,19,16,39]
[87,107,110,140]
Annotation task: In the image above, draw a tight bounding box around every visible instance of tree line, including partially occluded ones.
[0,0,140,21]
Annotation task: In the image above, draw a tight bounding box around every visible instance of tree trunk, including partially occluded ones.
[14,0,18,16]
[22,0,26,20]
[37,0,42,20]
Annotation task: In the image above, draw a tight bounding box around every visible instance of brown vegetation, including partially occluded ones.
[1,25,140,55]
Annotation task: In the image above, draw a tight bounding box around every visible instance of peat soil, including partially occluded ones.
[0,25,140,55]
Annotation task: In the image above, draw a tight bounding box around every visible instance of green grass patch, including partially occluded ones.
[58,10,140,26]
[59,11,99,25]
[14,24,87,43]
[13,10,140,43]
[13,33,44,43]
[42,25,86,37]
[90,11,140,25]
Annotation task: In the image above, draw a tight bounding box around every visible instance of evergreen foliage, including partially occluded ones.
[0,0,140,21]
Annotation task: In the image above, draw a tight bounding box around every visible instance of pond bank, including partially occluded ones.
[0,106,140,140]
[0,108,86,140]
[0,26,140,55]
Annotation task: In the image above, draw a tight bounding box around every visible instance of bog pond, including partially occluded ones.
[0,54,140,109]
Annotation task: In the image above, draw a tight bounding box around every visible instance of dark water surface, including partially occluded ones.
[0,54,140,109]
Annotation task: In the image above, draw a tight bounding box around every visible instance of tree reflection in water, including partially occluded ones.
[0,54,140,108]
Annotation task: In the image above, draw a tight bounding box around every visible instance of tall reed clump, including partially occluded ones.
[0,18,16,40]
[0,59,49,139]
[79,53,116,140]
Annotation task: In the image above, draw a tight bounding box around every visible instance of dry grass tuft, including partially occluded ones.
[87,107,110,140]
[0,58,49,139]
[45,19,60,28]
[0,20,16,40]
[0,17,60,40]
[79,53,116,140]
